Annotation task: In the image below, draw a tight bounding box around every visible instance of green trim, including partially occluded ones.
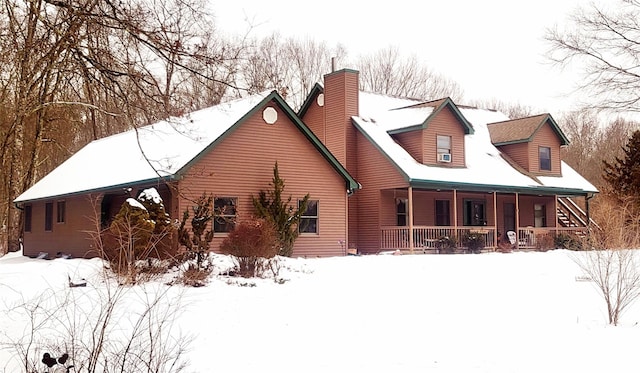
[13,176,175,204]
[387,124,423,135]
[352,118,412,182]
[176,91,360,193]
[297,83,324,118]
[540,114,570,146]
[408,178,590,196]
[493,114,570,146]
[425,98,475,135]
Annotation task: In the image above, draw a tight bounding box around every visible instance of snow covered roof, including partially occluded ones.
[15,91,359,203]
[355,92,598,195]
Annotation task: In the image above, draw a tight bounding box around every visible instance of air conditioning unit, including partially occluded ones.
[438,153,452,162]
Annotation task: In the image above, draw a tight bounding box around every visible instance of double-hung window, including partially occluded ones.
[539,146,551,171]
[214,197,237,233]
[299,200,319,234]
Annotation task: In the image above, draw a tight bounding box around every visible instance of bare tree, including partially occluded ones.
[546,0,640,113]
[0,0,241,255]
[469,98,537,119]
[559,110,638,188]
[356,46,464,101]
[572,195,640,326]
[239,33,347,109]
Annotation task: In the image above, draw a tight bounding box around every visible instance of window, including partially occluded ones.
[299,200,319,234]
[437,135,452,158]
[396,198,407,226]
[539,146,551,171]
[24,205,32,233]
[44,202,53,232]
[213,197,237,233]
[435,200,450,226]
[534,204,546,227]
[56,200,66,223]
[463,200,486,226]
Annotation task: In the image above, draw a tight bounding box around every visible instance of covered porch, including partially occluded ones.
[379,187,592,253]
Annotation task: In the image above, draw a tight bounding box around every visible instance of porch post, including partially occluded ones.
[408,186,414,253]
[453,189,458,236]
[515,192,520,249]
[554,195,559,235]
[493,191,498,249]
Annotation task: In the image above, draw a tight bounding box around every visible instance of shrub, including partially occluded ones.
[252,162,309,257]
[435,235,457,254]
[554,232,584,251]
[463,232,485,254]
[220,218,279,277]
[535,233,555,251]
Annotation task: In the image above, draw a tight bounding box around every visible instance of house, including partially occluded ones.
[13,91,359,258]
[299,69,597,253]
[14,69,597,258]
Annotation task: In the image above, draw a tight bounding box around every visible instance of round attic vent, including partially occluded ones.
[317,93,325,107]
[262,107,278,124]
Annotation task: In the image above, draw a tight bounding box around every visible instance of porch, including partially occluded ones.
[380,226,589,253]
[375,187,593,254]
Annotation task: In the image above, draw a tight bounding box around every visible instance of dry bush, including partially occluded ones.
[572,193,640,325]
[220,218,279,278]
[535,233,555,252]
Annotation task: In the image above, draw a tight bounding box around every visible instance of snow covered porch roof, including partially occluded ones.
[14,91,359,204]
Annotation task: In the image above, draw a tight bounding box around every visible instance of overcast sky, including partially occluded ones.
[212,0,615,117]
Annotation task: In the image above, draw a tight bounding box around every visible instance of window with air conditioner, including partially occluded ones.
[437,135,452,163]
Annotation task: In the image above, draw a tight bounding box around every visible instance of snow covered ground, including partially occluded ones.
[1,249,640,372]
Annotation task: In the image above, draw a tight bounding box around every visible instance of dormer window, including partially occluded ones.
[437,135,452,163]
[539,146,551,171]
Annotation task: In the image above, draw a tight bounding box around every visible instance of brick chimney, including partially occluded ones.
[323,69,359,175]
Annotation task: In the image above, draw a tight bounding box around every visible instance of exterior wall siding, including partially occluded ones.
[530,123,562,176]
[22,184,175,259]
[499,143,530,171]
[177,102,348,257]
[301,95,325,143]
[423,107,466,167]
[355,130,408,254]
[392,131,423,163]
[23,194,99,258]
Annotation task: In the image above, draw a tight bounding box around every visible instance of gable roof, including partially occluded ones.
[15,91,359,203]
[354,92,597,195]
[388,97,475,135]
[297,82,324,118]
[487,113,570,146]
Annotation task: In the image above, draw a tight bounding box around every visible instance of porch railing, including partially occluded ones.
[381,226,588,252]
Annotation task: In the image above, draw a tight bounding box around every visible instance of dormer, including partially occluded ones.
[388,98,474,167]
[487,114,569,176]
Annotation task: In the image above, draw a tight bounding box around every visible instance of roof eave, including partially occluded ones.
[408,178,594,196]
[424,98,475,135]
[13,175,175,204]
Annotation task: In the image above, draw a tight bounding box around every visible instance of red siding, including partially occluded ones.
[423,106,466,167]
[178,102,348,257]
[499,143,530,171]
[354,130,408,253]
[530,122,562,176]
[392,131,423,163]
[301,94,325,143]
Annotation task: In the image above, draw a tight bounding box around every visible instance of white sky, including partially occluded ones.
[211,0,614,117]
